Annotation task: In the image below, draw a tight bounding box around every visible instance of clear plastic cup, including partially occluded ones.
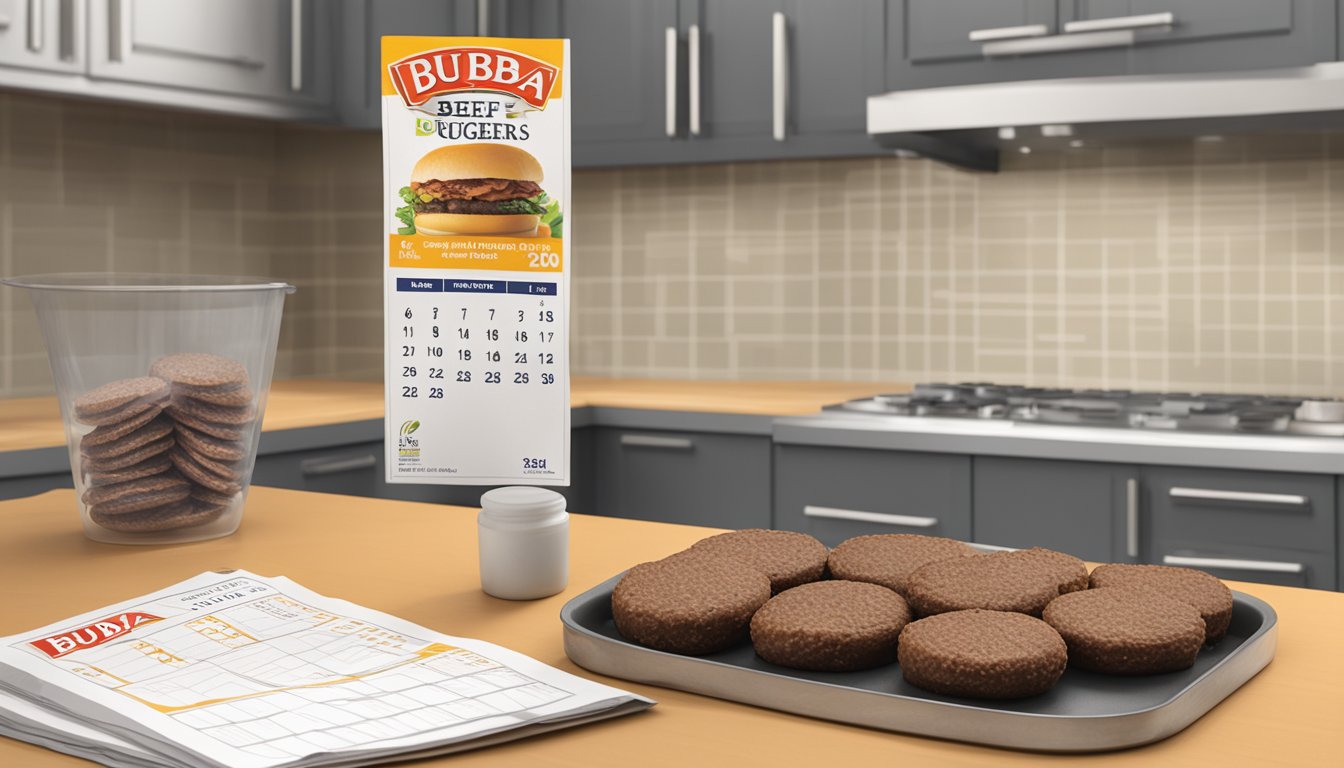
[1,273,295,545]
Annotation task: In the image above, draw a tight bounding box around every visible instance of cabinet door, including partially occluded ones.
[252,442,384,497]
[1143,466,1336,590]
[888,0,1130,89]
[0,471,73,502]
[681,0,779,141]
[592,427,771,529]
[784,0,884,138]
[338,0,476,129]
[974,457,1137,562]
[0,0,82,73]
[87,0,329,103]
[1060,0,1334,74]
[774,444,971,547]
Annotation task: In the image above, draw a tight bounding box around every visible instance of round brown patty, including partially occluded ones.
[73,377,169,423]
[688,529,828,593]
[898,609,1068,699]
[172,383,253,406]
[79,406,164,448]
[1089,563,1234,644]
[149,353,250,390]
[90,499,227,533]
[175,424,247,462]
[86,454,173,487]
[80,416,174,460]
[75,398,162,427]
[1015,547,1090,594]
[81,434,175,473]
[169,449,243,495]
[904,549,1082,617]
[165,405,248,441]
[612,551,771,655]
[826,534,977,596]
[750,581,911,672]
[82,473,191,516]
[169,396,256,426]
[1043,588,1206,675]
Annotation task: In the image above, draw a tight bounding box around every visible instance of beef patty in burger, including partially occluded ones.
[403,144,547,236]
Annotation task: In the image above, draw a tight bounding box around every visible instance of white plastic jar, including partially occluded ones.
[477,487,569,600]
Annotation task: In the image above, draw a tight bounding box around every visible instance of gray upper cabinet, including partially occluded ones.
[1060,1,1335,73]
[682,0,776,142]
[973,457,1137,563]
[87,0,333,105]
[0,0,82,73]
[888,0,1336,91]
[528,1,678,150]
[337,0,478,129]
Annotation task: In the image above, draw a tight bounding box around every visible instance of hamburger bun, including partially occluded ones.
[413,212,540,236]
[411,143,543,184]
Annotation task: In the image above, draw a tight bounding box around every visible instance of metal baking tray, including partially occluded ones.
[561,574,1277,752]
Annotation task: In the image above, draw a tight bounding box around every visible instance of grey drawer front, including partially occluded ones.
[1154,539,1333,590]
[252,442,385,498]
[774,445,971,547]
[592,428,771,529]
[0,472,74,502]
[974,457,1131,562]
[1144,466,1335,557]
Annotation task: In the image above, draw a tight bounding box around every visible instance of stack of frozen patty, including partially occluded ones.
[74,353,255,534]
[611,531,1234,700]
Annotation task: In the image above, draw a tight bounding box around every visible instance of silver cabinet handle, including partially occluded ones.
[108,0,124,62]
[1169,487,1308,506]
[664,26,677,138]
[620,434,694,450]
[803,506,938,528]
[290,0,304,91]
[477,0,490,36]
[1162,554,1304,575]
[982,28,1135,56]
[968,23,1048,42]
[58,0,74,61]
[1125,477,1139,559]
[27,0,42,53]
[771,12,786,142]
[300,454,377,476]
[1064,12,1173,34]
[688,23,701,137]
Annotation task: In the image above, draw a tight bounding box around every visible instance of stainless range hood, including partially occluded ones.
[867,62,1344,171]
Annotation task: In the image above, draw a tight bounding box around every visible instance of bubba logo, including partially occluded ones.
[29,612,163,659]
[388,47,558,109]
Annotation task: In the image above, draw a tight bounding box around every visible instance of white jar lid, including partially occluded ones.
[480,486,567,520]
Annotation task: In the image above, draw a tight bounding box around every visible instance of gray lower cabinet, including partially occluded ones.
[773,445,971,547]
[973,457,1137,563]
[0,471,73,501]
[591,427,770,529]
[1142,466,1336,590]
[251,427,593,512]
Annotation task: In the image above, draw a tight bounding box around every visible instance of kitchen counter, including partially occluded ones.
[0,378,899,455]
[1,488,1341,767]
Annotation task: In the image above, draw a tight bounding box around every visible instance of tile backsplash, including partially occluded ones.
[2,91,1342,398]
[573,136,1344,395]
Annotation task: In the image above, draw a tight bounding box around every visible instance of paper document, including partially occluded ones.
[0,571,651,767]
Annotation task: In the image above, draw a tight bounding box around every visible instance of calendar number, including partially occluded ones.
[486,329,499,341]
[486,350,501,362]
[401,386,418,398]
[514,372,529,384]
[541,373,555,385]
[404,308,413,319]
[428,387,444,399]
[515,330,528,342]
[458,350,472,361]
[514,352,527,364]
[401,366,416,377]
[401,346,414,357]
[485,372,501,384]
[428,368,444,378]
[539,310,554,322]
[456,371,471,382]
[426,346,443,357]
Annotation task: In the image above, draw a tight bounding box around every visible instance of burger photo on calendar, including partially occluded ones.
[395,143,563,237]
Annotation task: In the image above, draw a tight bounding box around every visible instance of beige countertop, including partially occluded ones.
[0,377,900,454]
[0,487,1339,767]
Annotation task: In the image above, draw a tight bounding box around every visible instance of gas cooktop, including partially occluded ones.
[825,383,1344,436]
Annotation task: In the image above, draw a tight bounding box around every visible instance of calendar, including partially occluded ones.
[381,37,570,486]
